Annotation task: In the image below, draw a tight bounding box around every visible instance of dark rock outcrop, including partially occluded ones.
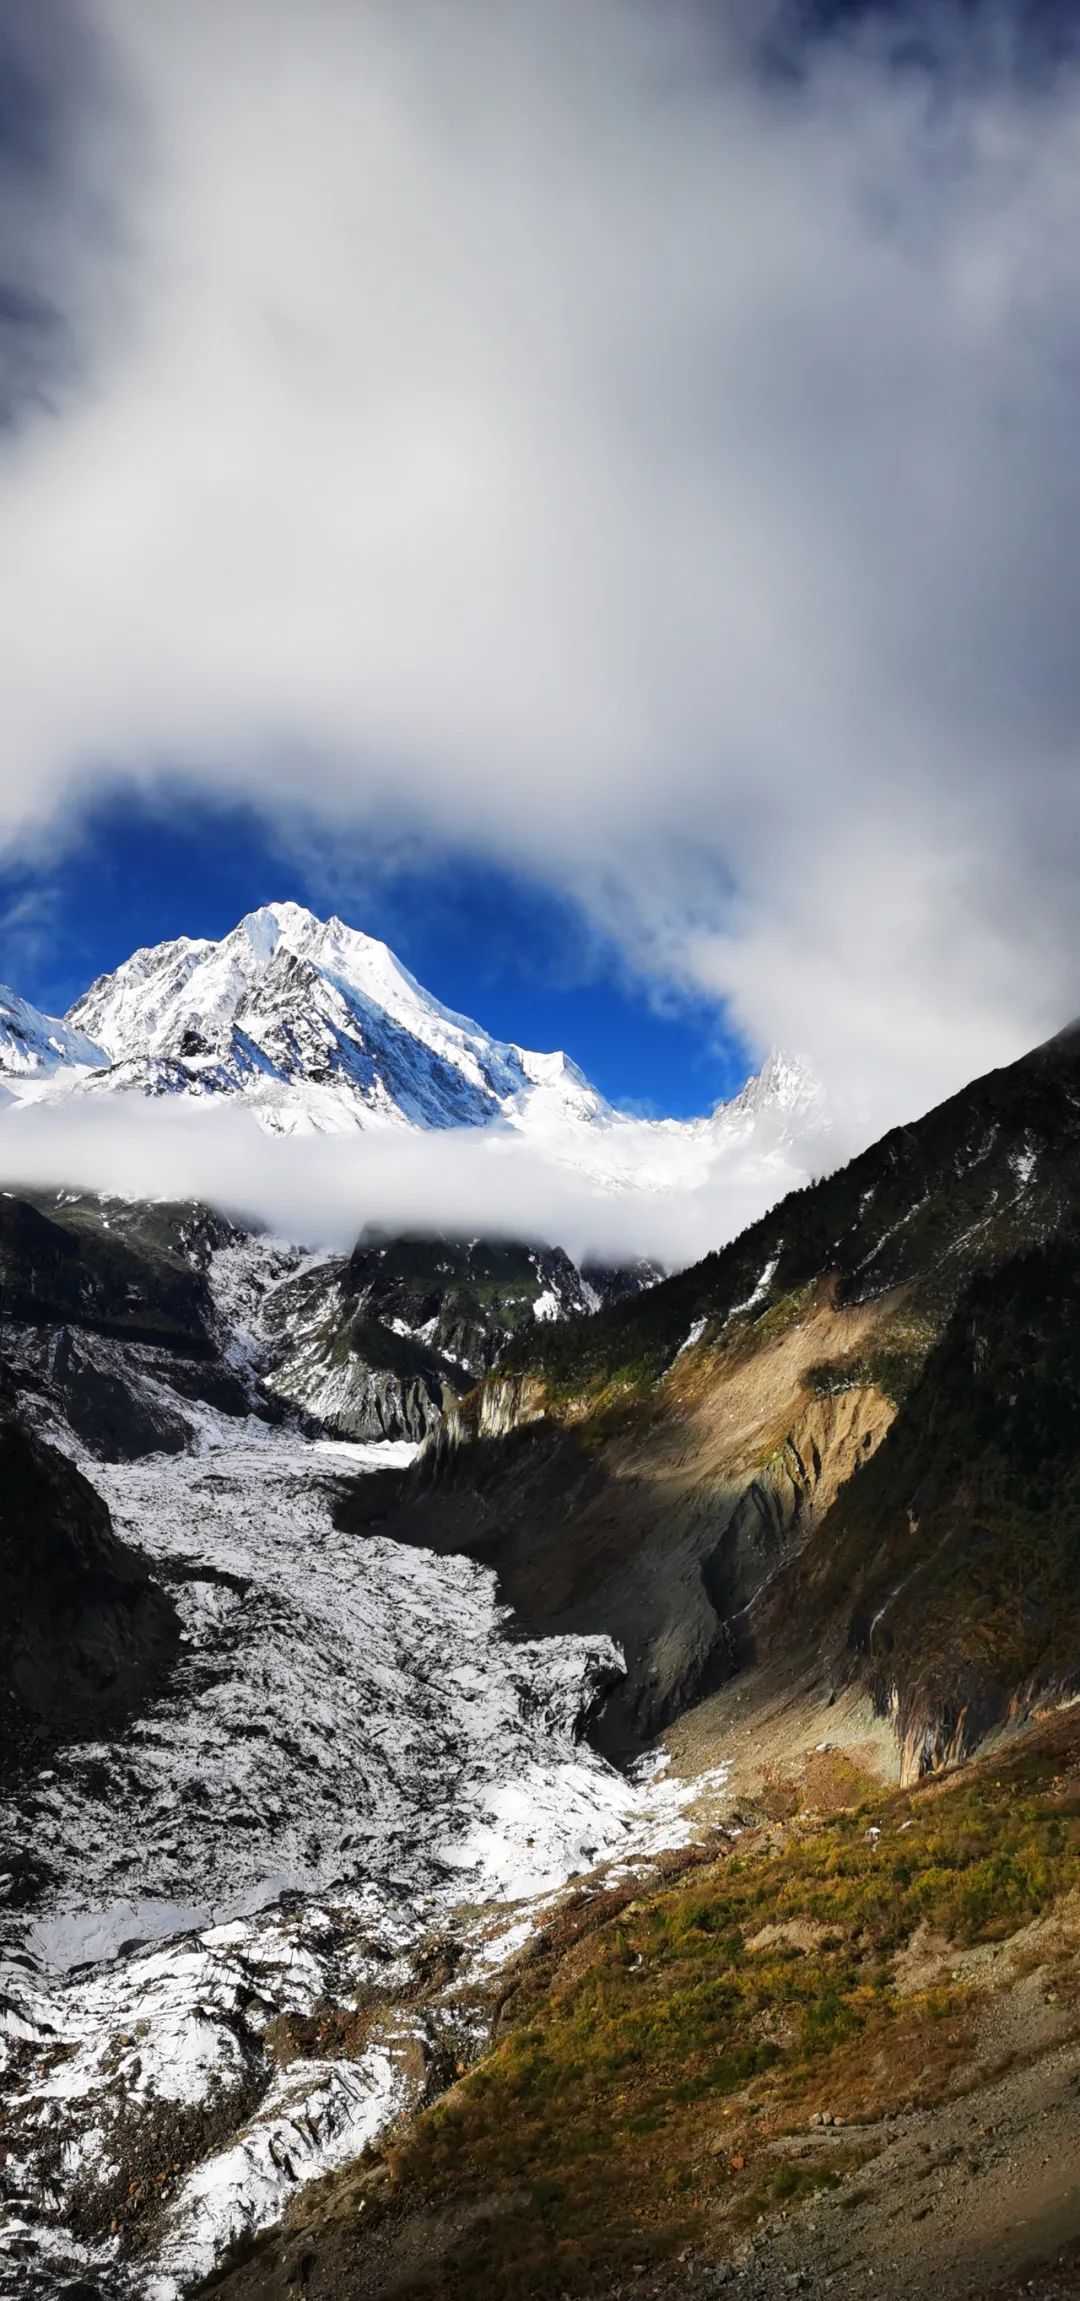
[0,1384,179,1741]
[262,1236,658,1444]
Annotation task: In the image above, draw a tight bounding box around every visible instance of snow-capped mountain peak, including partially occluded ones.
[721,1047,824,1125]
[63,902,611,1136]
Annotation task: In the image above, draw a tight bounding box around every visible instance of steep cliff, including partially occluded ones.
[0,1382,179,1756]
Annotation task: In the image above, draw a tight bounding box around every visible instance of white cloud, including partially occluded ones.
[0,1092,813,1269]
[2,1,1080,1135]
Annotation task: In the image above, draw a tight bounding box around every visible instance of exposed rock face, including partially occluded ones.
[9,1327,195,1460]
[0,1195,264,1462]
[785,1240,1080,1780]
[342,1288,896,1752]
[0,1188,656,1456]
[259,1237,654,1445]
[0,1385,179,1739]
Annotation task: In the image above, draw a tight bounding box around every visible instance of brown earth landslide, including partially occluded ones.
[339,1281,900,1756]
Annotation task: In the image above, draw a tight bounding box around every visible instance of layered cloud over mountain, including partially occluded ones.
[0,904,832,1263]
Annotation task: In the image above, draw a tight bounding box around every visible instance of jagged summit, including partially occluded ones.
[62,900,608,1136]
[713,1047,825,1131]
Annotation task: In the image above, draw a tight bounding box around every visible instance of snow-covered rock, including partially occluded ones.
[64,901,607,1137]
[0,905,829,1187]
[0,984,107,1080]
[0,1410,731,2298]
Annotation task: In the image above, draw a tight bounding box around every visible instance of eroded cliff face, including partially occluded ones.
[437,1373,550,1447]
[369,1214,1080,1782]
[764,1243,1080,1782]
[343,1284,898,1754]
[359,1026,1080,1783]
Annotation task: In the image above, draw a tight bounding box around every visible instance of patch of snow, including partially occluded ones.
[144,2038,416,2300]
[725,1254,779,1321]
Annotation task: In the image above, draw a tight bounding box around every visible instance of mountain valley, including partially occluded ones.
[3,940,1080,2300]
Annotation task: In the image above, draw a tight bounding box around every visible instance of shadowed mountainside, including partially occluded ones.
[0,1376,179,1769]
[342,1021,1080,1770]
[259,1233,656,1443]
[0,1191,656,1451]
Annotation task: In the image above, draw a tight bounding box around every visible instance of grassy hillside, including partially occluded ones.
[205,1709,1080,2301]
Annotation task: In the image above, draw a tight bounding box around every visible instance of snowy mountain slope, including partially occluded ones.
[251,1233,654,1441]
[0,983,106,1080]
[0,1191,652,1452]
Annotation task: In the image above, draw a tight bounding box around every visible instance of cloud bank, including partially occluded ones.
[2,1,1080,1136]
[0,1092,817,1271]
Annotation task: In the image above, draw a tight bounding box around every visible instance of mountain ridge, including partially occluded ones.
[348,1013,1080,1770]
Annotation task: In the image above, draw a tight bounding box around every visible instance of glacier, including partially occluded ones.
[0,1402,731,2299]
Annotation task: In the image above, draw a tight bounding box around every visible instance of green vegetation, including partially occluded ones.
[803,1312,937,1408]
[331,1313,462,1388]
[346,1233,588,1374]
[368,1718,1080,2298]
[0,1194,215,1349]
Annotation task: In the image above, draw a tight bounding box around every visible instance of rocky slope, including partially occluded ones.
[0,1188,654,1449]
[205,1706,1080,2301]
[349,1020,1080,1769]
[0,987,106,1082]
[257,1234,660,1443]
[0,1404,732,2299]
[10,1019,1080,2300]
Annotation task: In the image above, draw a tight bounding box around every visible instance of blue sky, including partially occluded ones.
[0,791,749,1119]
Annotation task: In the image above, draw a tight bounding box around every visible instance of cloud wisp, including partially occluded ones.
[1,2,1079,1134]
